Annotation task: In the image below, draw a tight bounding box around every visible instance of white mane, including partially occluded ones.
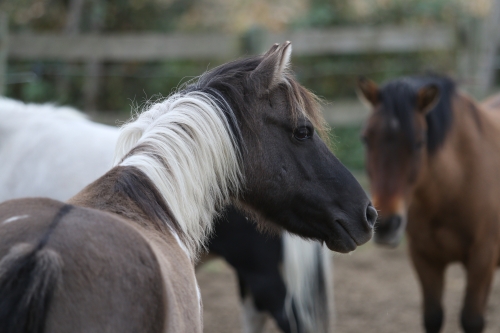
[114,91,243,260]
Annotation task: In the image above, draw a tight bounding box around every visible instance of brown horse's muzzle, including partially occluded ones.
[373,214,406,247]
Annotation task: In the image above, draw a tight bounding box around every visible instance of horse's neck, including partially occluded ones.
[415,93,498,208]
[113,93,242,259]
[68,166,172,236]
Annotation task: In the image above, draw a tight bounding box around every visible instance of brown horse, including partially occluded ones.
[358,74,500,333]
[0,42,377,333]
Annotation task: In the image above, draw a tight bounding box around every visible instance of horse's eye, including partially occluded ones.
[293,127,313,141]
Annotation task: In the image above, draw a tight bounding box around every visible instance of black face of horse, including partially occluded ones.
[357,77,441,247]
[202,43,376,253]
[242,107,375,253]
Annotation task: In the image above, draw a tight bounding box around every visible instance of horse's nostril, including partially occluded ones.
[390,215,402,229]
[366,205,378,227]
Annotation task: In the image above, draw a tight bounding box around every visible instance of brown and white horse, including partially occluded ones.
[0,95,332,333]
[0,42,376,333]
[358,74,500,333]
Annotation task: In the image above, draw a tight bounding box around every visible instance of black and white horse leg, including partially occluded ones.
[211,207,302,332]
[238,273,268,333]
[239,271,301,333]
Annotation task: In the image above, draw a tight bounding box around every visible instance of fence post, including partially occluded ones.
[473,0,500,97]
[57,0,85,103]
[83,0,106,113]
[0,13,8,96]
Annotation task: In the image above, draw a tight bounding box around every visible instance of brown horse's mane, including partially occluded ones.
[183,55,327,140]
[379,74,456,154]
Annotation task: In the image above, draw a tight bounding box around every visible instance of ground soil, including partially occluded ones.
[198,241,500,333]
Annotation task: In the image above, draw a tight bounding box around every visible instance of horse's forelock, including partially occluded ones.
[379,75,455,154]
[285,76,328,140]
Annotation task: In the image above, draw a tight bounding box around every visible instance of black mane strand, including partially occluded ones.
[183,57,263,150]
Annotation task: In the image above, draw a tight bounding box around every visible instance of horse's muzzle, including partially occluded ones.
[373,214,405,247]
[325,203,377,253]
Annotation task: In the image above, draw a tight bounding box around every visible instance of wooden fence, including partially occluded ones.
[0,13,7,96]
[2,18,499,109]
[8,25,455,61]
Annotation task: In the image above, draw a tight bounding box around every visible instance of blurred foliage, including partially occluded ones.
[6,49,455,111]
[103,0,196,32]
[20,80,53,102]
[329,125,365,171]
[293,50,455,100]
[292,0,490,28]
[1,0,196,32]
[98,59,220,111]
[3,0,488,112]
[6,58,225,112]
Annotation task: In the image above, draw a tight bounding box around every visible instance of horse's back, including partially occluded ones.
[0,105,119,202]
[0,198,167,333]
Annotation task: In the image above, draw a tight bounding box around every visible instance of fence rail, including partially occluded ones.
[0,13,8,95]
[5,22,499,109]
[8,25,455,61]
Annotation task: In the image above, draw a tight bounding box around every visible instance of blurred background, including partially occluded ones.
[1,0,499,332]
[1,0,499,176]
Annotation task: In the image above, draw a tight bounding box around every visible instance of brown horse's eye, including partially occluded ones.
[293,127,313,141]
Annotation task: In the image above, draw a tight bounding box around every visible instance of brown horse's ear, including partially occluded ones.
[251,41,292,92]
[356,76,379,108]
[416,84,440,115]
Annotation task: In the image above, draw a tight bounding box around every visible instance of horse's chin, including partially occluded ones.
[373,229,404,248]
[373,214,406,248]
[373,234,403,249]
[325,238,357,253]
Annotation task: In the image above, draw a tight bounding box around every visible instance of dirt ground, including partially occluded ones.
[197,240,500,333]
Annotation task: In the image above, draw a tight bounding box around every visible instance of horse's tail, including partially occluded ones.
[0,242,63,333]
[282,233,334,333]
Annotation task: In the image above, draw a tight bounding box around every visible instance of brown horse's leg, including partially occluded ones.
[460,248,497,333]
[410,246,446,333]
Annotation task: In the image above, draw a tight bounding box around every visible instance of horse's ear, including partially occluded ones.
[416,84,440,115]
[251,41,292,92]
[356,76,379,109]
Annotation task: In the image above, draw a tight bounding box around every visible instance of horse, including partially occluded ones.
[0,95,333,333]
[0,98,118,202]
[208,207,333,333]
[0,42,375,332]
[357,74,500,333]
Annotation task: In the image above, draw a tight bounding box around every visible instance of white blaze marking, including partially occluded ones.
[3,215,29,224]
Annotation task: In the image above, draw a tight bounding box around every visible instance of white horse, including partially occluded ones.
[0,96,334,333]
[0,97,118,202]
